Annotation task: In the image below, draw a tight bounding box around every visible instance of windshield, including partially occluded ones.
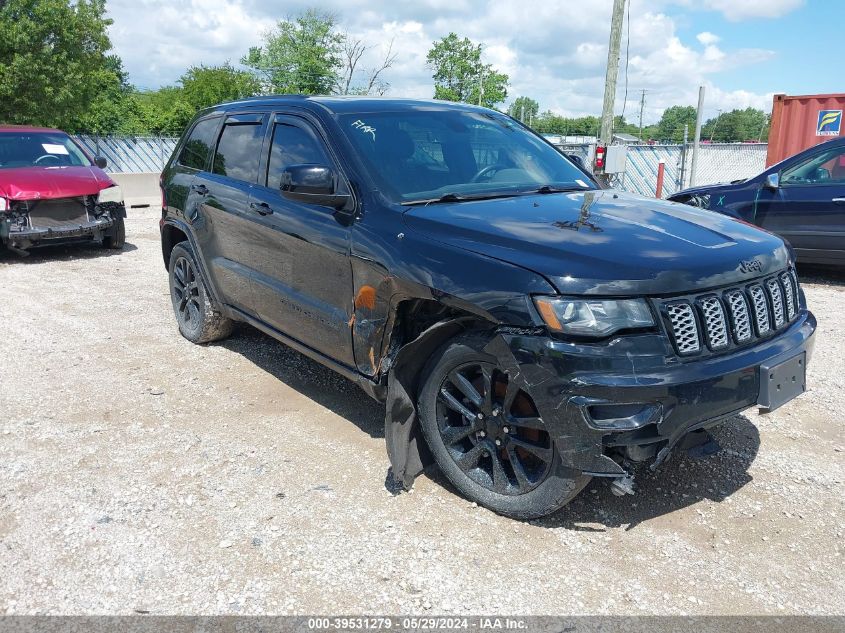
[338,109,595,203]
[0,132,91,169]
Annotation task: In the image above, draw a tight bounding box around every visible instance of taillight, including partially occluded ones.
[0,198,7,212]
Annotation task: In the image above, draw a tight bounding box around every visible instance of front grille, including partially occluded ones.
[666,303,700,355]
[26,197,89,229]
[662,269,801,357]
[698,295,729,350]
[780,271,796,320]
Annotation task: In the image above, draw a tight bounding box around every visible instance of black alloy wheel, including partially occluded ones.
[436,361,554,495]
[172,254,202,332]
[418,332,591,519]
[168,241,233,344]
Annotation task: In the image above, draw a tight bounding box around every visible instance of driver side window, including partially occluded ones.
[266,123,330,189]
[782,146,845,186]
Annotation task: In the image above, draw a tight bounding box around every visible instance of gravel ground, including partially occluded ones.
[0,208,843,616]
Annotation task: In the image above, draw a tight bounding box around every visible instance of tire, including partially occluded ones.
[103,217,125,249]
[168,241,234,344]
[418,332,591,520]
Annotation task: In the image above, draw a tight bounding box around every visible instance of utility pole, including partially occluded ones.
[599,0,626,148]
[638,89,647,142]
[689,85,705,187]
[520,103,525,124]
[478,68,484,107]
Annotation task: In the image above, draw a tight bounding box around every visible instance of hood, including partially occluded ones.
[0,166,114,201]
[671,181,743,198]
[403,189,791,296]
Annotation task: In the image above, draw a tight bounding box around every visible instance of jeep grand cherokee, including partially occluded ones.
[159,97,816,519]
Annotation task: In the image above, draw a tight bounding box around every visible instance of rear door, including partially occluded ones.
[191,113,268,313]
[245,113,355,366]
[165,115,220,229]
[757,144,845,264]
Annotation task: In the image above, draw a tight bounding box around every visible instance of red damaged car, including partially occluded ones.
[0,125,126,254]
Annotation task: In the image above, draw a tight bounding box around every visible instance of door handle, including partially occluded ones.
[191,184,209,196]
[832,197,845,205]
[249,201,273,216]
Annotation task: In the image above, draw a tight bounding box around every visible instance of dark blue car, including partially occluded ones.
[670,137,845,266]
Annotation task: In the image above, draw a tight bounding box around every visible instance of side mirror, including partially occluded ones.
[94,156,108,169]
[280,164,350,210]
[764,173,779,189]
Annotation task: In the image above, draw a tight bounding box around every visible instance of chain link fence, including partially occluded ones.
[74,135,179,173]
[554,142,769,198]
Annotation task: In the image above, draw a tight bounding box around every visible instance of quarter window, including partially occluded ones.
[177,118,219,171]
[212,122,264,183]
[266,123,331,188]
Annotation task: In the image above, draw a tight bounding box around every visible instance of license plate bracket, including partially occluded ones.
[758,352,806,412]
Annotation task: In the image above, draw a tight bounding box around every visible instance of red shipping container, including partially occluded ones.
[767,93,845,166]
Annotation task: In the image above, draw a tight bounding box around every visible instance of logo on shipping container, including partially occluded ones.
[816,110,842,136]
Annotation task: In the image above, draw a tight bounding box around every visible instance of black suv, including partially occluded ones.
[160,97,816,519]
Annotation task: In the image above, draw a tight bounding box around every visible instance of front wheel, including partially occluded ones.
[168,241,234,344]
[417,332,591,519]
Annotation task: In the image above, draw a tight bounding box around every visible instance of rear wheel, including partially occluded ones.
[168,241,233,344]
[102,217,125,249]
[418,332,591,519]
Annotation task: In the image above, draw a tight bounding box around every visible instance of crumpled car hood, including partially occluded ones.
[403,189,791,296]
[0,166,114,201]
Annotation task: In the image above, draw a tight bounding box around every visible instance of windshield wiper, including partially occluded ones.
[401,191,520,206]
[530,184,589,194]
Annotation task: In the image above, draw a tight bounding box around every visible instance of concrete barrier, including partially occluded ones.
[109,172,161,210]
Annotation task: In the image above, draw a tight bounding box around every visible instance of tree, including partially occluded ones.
[180,62,262,110]
[703,108,769,142]
[532,112,601,136]
[77,55,135,135]
[241,9,344,94]
[338,36,397,96]
[426,33,508,108]
[654,105,697,143]
[0,0,116,131]
[126,88,195,136]
[508,97,539,123]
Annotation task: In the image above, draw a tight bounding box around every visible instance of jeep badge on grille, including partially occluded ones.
[739,259,763,274]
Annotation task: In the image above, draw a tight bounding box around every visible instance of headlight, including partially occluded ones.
[533,297,655,337]
[97,186,123,204]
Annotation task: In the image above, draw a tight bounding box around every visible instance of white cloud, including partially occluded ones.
[697,0,804,22]
[696,31,720,45]
[105,0,784,123]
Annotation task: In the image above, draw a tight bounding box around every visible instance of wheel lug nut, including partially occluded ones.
[478,430,486,438]
[502,426,509,434]
[495,439,502,446]
[492,408,500,417]
[477,413,484,420]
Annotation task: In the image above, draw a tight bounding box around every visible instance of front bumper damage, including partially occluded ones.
[1,199,125,251]
[386,309,816,489]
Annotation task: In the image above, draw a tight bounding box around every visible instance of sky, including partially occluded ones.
[106,0,844,124]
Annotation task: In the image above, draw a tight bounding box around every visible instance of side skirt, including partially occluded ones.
[225,305,385,402]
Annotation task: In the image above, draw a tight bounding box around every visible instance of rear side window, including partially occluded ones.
[266,123,330,188]
[178,118,218,170]
[212,122,264,183]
